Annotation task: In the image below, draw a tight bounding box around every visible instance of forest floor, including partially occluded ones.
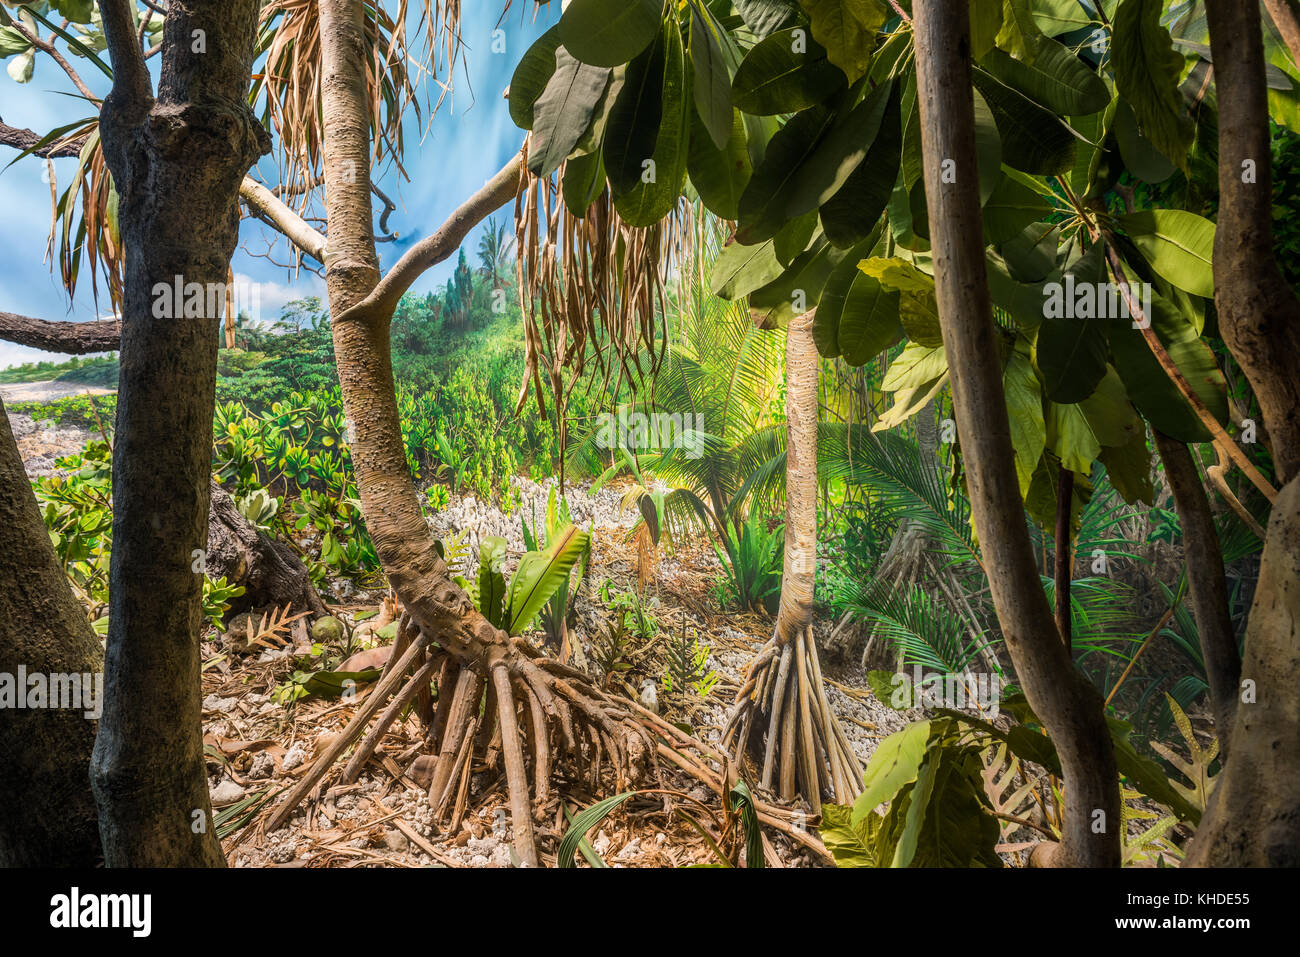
[201,475,921,868]
[9,394,915,867]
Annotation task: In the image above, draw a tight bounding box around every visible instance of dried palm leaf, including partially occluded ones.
[513,138,696,425]
[44,120,123,311]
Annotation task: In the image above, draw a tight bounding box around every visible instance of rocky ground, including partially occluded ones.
[200,475,921,868]
[2,392,925,868]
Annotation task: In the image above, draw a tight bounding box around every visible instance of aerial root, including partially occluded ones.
[723,626,864,815]
[260,624,657,866]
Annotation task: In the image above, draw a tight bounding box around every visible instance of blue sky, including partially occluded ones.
[0,2,557,370]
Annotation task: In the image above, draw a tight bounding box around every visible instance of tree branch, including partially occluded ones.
[239,177,327,264]
[0,312,120,354]
[336,150,525,325]
[99,0,152,121]
[0,120,88,158]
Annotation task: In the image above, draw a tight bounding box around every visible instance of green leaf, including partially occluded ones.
[859,257,941,347]
[736,106,837,244]
[1112,0,1193,171]
[973,67,1077,174]
[1109,289,1227,443]
[689,5,733,150]
[505,524,591,636]
[558,791,637,867]
[528,50,612,178]
[798,0,888,82]
[562,149,607,218]
[615,24,690,226]
[688,107,752,220]
[559,0,663,68]
[735,0,802,39]
[851,720,932,827]
[1047,402,1101,473]
[982,42,1110,117]
[1113,97,1175,184]
[983,174,1053,244]
[1004,341,1046,497]
[819,81,902,247]
[837,269,903,365]
[477,536,509,629]
[971,0,1005,59]
[881,341,948,393]
[732,26,846,116]
[1035,278,1109,405]
[1119,209,1215,298]
[711,237,784,299]
[603,34,666,195]
[508,26,563,130]
[1098,424,1154,505]
[819,802,887,867]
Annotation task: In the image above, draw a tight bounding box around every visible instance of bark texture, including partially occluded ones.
[1186,477,1300,866]
[0,313,120,355]
[206,481,327,619]
[913,0,1120,866]
[1152,432,1241,750]
[723,312,863,812]
[0,400,104,866]
[1207,0,1300,483]
[90,0,269,866]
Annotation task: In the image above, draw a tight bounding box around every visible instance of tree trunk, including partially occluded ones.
[260,0,651,865]
[206,480,328,619]
[723,312,863,811]
[0,400,104,866]
[1265,0,1300,68]
[1152,432,1240,751]
[1207,0,1300,482]
[912,0,1120,866]
[1186,476,1300,865]
[90,0,269,867]
[1186,0,1300,865]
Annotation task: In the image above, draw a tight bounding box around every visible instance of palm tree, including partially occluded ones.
[476,214,512,289]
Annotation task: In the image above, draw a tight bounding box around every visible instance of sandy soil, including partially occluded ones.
[0,379,114,403]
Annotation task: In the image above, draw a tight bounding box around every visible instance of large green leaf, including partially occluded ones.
[508,26,563,130]
[505,524,591,636]
[477,537,509,629]
[712,237,784,299]
[837,270,903,365]
[739,79,894,244]
[851,720,931,827]
[1119,209,1215,299]
[1004,341,1046,497]
[812,231,882,357]
[559,0,664,68]
[819,802,889,867]
[732,26,846,115]
[735,106,836,244]
[615,24,690,226]
[1109,290,1227,443]
[1035,265,1109,403]
[687,107,752,220]
[983,174,1053,244]
[735,0,802,39]
[603,34,666,195]
[819,81,902,247]
[982,42,1110,116]
[528,50,613,178]
[562,149,606,218]
[859,257,941,346]
[798,0,888,82]
[1113,97,1175,184]
[973,67,1077,174]
[689,5,733,150]
[1112,0,1193,171]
